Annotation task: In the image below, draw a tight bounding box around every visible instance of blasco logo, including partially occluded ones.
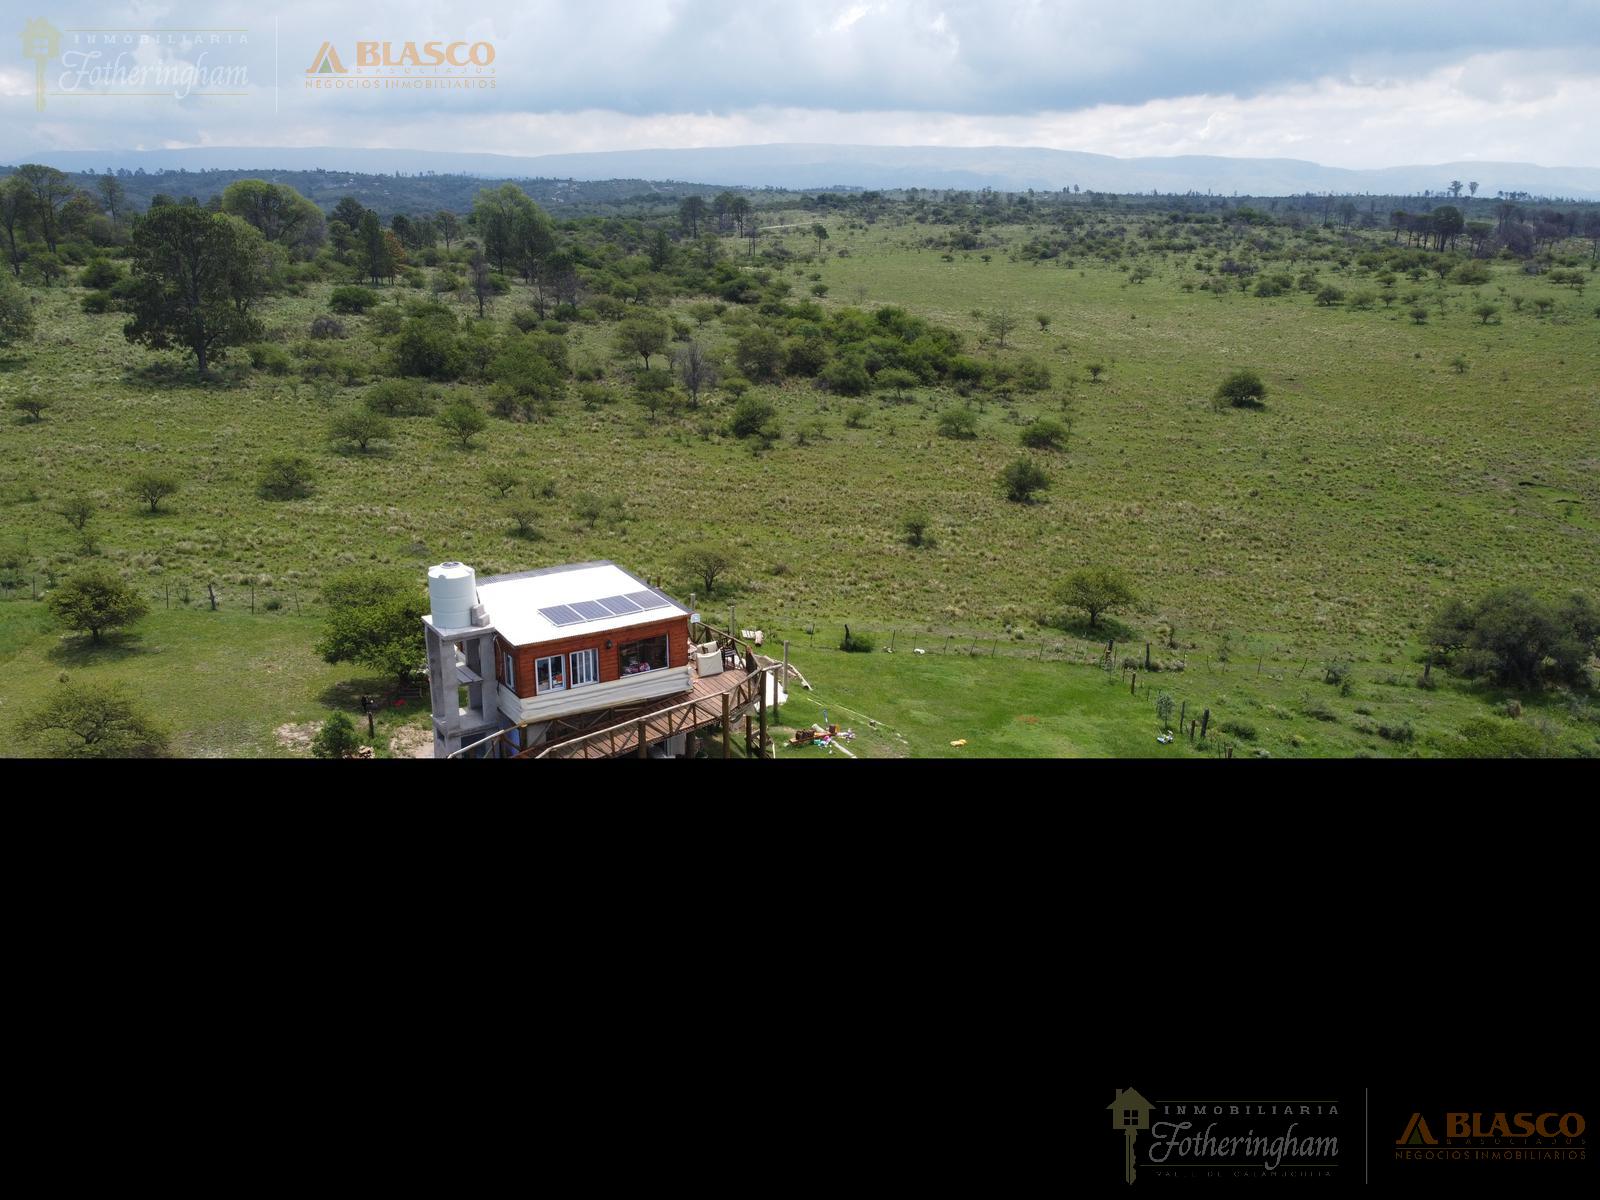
[305,37,496,92]
[1395,1110,1587,1161]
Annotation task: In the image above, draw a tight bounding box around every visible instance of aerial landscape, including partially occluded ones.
[2,2,1596,760]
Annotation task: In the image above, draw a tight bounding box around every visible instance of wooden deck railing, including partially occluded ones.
[531,663,776,759]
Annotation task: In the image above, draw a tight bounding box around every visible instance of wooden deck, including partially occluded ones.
[522,660,775,759]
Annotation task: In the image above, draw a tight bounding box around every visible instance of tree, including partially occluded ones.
[0,176,34,276]
[57,495,96,532]
[679,546,733,596]
[13,164,76,253]
[615,314,669,369]
[937,406,979,439]
[392,310,464,380]
[1086,363,1105,382]
[812,222,829,256]
[310,712,363,759]
[466,252,496,319]
[257,455,316,500]
[673,340,719,406]
[316,571,428,686]
[221,179,324,255]
[435,209,460,249]
[323,409,388,454]
[122,206,265,375]
[1001,457,1050,503]
[1425,588,1598,690]
[0,271,34,348]
[1473,303,1500,325]
[1430,206,1465,252]
[357,211,394,285]
[679,195,707,237]
[1215,368,1267,408]
[1057,566,1136,628]
[14,395,49,421]
[438,400,487,447]
[20,684,168,757]
[507,503,540,539]
[1021,418,1067,450]
[129,471,179,513]
[984,308,1019,348]
[901,511,934,548]
[46,569,149,642]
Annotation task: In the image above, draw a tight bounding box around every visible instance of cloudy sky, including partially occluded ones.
[3,0,1596,166]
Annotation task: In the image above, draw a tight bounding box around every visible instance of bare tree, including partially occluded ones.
[673,341,719,408]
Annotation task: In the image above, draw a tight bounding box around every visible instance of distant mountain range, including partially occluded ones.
[8,144,1599,199]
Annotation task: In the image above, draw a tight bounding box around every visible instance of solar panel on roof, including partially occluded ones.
[569,599,612,621]
[623,589,669,609]
[538,604,584,626]
[596,595,641,615]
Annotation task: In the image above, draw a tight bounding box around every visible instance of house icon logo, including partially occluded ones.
[306,41,346,74]
[1109,1086,1155,1184]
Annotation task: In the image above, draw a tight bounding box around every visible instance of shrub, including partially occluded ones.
[364,379,433,417]
[310,713,363,759]
[1218,719,1257,741]
[901,511,934,548]
[309,314,347,340]
[1314,285,1345,306]
[248,343,293,375]
[729,394,777,439]
[937,406,979,439]
[258,455,316,500]
[328,286,381,314]
[80,291,113,314]
[15,395,50,422]
[369,306,404,335]
[1425,587,1599,690]
[840,626,875,653]
[1446,716,1561,758]
[392,312,464,379]
[80,259,121,289]
[1001,457,1051,503]
[1215,368,1266,408]
[1021,418,1067,450]
[1377,719,1415,744]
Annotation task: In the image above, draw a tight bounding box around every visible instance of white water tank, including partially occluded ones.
[428,562,477,630]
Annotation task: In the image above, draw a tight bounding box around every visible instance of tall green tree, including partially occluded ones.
[315,571,428,686]
[0,270,34,348]
[12,164,76,253]
[122,206,266,375]
[221,178,325,255]
[358,211,394,285]
[0,176,33,276]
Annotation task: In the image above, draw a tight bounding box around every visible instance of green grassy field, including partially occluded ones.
[2,214,1597,756]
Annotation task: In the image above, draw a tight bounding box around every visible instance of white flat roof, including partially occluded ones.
[475,561,689,646]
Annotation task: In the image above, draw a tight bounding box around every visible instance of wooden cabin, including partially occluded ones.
[423,559,783,759]
[477,562,693,724]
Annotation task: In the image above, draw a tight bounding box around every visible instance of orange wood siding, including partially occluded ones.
[496,615,689,698]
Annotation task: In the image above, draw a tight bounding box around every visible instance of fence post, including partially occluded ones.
[1130,671,1137,695]
[722,693,731,759]
[1201,708,1211,739]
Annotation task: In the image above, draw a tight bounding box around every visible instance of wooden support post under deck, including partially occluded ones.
[744,714,753,757]
[722,693,731,759]
[757,667,768,759]
[637,719,648,758]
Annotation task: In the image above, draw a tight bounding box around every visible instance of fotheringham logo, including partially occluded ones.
[20,16,251,108]
[1111,1087,1340,1185]
[1395,1111,1587,1161]
[304,37,496,92]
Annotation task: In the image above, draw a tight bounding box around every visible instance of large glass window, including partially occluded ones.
[535,654,566,693]
[570,648,599,688]
[503,653,515,689]
[618,634,669,676]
